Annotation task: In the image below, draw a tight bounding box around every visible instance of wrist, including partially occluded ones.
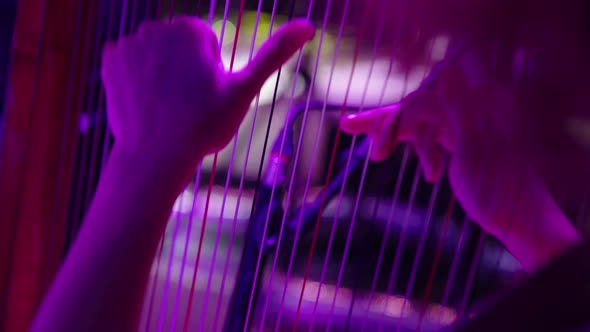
[109,143,201,195]
[113,141,202,171]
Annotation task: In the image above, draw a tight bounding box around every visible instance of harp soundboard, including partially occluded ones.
[0,0,588,331]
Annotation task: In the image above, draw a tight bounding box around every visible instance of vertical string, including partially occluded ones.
[98,0,132,170]
[45,0,89,285]
[323,137,371,330]
[358,148,411,332]
[183,1,248,330]
[456,229,486,317]
[287,3,373,331]
[356,9,413,329]
[340,9,399,328]
[262,0,350,325]
[376,164,421,332]
[322,3,397,328]
[239,0,303,327]
[145,237,166,331]
[460,183,524,318]
[83,0,133,213]
[395,180,442,332]
[153,1,209,331]
[294,0,391,329]
[437,215,470,326]
[244,0,313,331]
[175,0,220,326]
[260,9,347,331]
[416,196,456,331]
[68,0,117,246]
[256,0,343,329]
[198,2,267,331]
[169,168,203,332]
[211,1,284,329]
[383,35,441,332]
[148,1,178,329]
[136,1,167,330]
[377,37,442,332]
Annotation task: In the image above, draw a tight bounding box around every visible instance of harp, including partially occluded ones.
[0,0,589,331]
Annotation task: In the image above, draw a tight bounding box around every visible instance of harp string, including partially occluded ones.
[324,136,371,330]
[182,0,235,327]
[396,180,443,331]
[145,237,166,331]
[340,4,399,328]
[68,0,116,243]
[260,4,341,331]
[264,0,352,326]
[138,0,168,330]
[416,196,456,329]
[211,2,286,330]
[437,214,470,326]
[156,3,212,331]
[356,7,411,329]
[377,35,459,332]
[321,2,393,329]
[46,0,89,286]
[251,0,336,329]
[197,0,203,16]
[225,0,309,329]
[395,39,445,332]
[457,228,486,317]
[359,148,411,332]
[98,0,133,172]
[376,164,421,332]
[256,16,331,332]
[157,166,185,329]
[229,0,294,326]
[156,24,184,332]
[169,165,203,332]
[286,2,374,331]
[199,1,269,330]
[260,0,353,328]
[157,0,193,331]
[93,0,126,204]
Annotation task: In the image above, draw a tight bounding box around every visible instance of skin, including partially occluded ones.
[340,45,584,272]
[31,16,315,332]
[32,2,589,329]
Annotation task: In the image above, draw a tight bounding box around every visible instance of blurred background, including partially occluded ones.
[3,0,585,331]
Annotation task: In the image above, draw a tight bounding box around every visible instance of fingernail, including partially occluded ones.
[289,19,315,41]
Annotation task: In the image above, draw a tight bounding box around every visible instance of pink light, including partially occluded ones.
[279,275,457,326]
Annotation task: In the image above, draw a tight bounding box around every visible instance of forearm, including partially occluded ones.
[31,145,199,332]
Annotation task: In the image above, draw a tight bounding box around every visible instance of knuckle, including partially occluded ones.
[137,20,163,38]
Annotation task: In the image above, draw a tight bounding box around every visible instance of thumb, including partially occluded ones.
[230,19,315,98]
[340,104,400,135]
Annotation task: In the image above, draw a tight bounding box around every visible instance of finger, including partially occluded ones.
[413,125,446,183]
[230,19,315,98]
[136,20,163,41]
[340,104,400,135]
[100,41,116,79]
[370,110,399,162]
[168,16,222,65]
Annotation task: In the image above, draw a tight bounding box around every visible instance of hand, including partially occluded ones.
[101,16,315,171]
[340,60,581,270]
